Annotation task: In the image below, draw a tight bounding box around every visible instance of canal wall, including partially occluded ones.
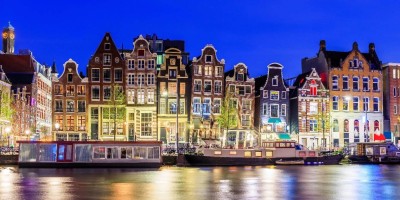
[0,155,18,165]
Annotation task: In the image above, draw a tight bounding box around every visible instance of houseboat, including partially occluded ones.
[347,142,400,164]
[17,141,162,168]
[182,141,343,166]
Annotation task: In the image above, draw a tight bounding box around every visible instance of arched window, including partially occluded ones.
[354,120,359,133]
[374,120,379,132]
[344,119,349,133]
[333,119,339,132]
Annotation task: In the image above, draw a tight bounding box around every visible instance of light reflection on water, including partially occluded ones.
[1,165,400,200]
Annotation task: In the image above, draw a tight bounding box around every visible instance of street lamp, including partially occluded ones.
[55,123,60,141]
[5,127,11,147]
[25,129,30,141]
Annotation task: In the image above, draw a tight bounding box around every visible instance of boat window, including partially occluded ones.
[106,147,118,159]
[380,147,386,155]
[291,143,295,147]
[19,143,38,162]
[75,145,91,162]
[121,147,133,159]
[148,147,160,159]
[286,143,291,148]
[229,151,237,155]
[134,147,147,159]
[93,147,106,159]
[299,151,306,157]
[244,151,252,157]
[38,144,57,162]
[269,143,274,148]
[366,147,373,155]
[266,151,273,158]
[214,151,222,155]
[255,151,262,157]
[309,151,316,157]
[280,143,286,148]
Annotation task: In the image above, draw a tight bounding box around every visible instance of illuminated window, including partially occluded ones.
[193,98,201,114]
[140,113,152,136]
[270,91,279,100]
[332,76,338,90]
[309,119,317,132]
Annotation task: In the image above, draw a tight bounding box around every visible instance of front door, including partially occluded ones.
[57,143,73,162]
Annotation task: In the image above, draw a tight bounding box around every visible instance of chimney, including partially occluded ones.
[369,43,375,53]
[319,40,326,51]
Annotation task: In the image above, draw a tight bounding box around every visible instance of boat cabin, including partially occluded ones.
[17,141,162,168]
[348,142,400,157]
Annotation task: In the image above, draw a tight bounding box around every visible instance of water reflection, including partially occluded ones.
[1,165,400,199]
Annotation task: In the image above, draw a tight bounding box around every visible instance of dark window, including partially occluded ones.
[205,55,212,63]
[237,73,244,81]
[115,69,123,82]
[104,43,110,50]
[92,69,100,82]
[138,50,145,57]
[245,86,251,94]
[103,69,111,82]
[67,74,73,83]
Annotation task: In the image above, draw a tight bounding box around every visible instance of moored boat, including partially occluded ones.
[17,141,162,168]
[347,142,400,164]
[182,141,343,166]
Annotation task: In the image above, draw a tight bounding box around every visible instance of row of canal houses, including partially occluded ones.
[1,24,400,149]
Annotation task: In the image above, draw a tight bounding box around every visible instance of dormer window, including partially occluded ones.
[272,77,278,86]
[350,58,363,68]
[237,73,244,81]
[138,50,145,57]
[205,55,212,63]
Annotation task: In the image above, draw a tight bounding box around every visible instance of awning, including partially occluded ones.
[278,133,291,140]
[268,118,282,123]
[384,132,392,140]
[374,133,386,141]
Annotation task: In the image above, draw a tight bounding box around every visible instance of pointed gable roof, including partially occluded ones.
[89,32,123,65]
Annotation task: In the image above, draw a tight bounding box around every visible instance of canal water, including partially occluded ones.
[1,165,399,200]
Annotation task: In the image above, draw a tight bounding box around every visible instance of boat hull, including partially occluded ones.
[183,155,275,166]
[348,155,400,164]
[183,154,343,166]
[18,162,161,168]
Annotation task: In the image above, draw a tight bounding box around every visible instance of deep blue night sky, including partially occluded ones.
[1,1,400,79]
